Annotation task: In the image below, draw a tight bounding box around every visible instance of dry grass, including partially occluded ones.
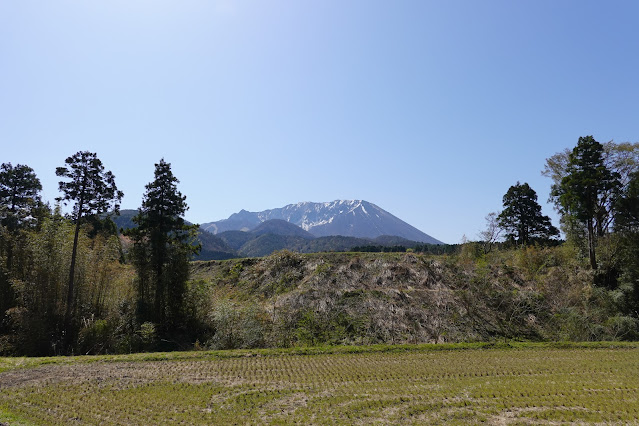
[1,344,639,424]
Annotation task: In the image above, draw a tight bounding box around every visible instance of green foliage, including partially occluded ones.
[545,138,639,306]
[56,151,123,221]
[550,136,621,269]
[128,159,199,330]
[613,171,639,310]
[497,182,558,245]
[458,240,484,263]
[0,162,43,231]
[206,298,267,350]
[0,163,44,329]
[616,170,639,232]
[216,230,454,259]
[78,318,114,354]
[0,209,131,355]
[350,245,408,253]
[138,322,157,348]
[295,309,367,346]
[295,310,327,346]
[544,140,639,231]
[56,151,123,350]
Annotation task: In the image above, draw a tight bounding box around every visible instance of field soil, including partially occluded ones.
[1,344,639,424]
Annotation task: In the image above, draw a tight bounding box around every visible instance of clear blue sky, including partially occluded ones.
[2,1,638,244]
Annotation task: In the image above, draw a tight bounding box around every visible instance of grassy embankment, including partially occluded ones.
[2,342,639,424]
[186,246,637,350]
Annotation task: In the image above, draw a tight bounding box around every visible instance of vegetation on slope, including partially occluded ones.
[185,246,638,351]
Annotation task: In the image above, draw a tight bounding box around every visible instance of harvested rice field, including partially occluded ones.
[1,343,639,425]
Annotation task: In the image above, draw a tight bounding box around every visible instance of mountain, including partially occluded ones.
[202,209,261,234]
[202,200,443,244]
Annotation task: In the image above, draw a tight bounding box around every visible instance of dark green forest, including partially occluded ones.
[2,136,639,356]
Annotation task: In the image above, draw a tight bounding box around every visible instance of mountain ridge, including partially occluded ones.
[202,200,443,245]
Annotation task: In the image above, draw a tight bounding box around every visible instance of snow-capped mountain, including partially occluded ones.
[201,200,443,244]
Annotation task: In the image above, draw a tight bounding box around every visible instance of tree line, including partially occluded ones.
[1,136,639,354]
[0,152,198,355]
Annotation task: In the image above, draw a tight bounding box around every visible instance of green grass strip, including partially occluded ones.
[2,341,639,373]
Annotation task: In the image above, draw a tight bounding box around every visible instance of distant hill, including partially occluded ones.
[216,230,256,251]
[201,209,261,234]
[110,209,138,231]
[370,235,420,247]
[110,209,235,261]
[238,234,310,258]
[195,230,236,261]
[232,233,425,258]
[201,200,443,244]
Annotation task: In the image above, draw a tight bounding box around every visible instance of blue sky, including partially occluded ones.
[1,1,638,244]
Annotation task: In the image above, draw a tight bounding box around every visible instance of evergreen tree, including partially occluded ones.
[616,171,639,232]
[615,171,639,309]
[550,136,621,269]
[497,182,558,246]
[544,141,639,206]
[129,159,199,329]
[0,163,43,232]
[56,151,122,345]
[0,163,43,327]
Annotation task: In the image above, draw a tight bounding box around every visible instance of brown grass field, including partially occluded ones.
[1,343,639,425]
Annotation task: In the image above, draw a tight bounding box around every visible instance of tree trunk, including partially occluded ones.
[587,218,597,270]
[2,244,15,317]
[64,207,83,351]
[6,199,16,272]
[153,232,166,326]
[6,244,13,276]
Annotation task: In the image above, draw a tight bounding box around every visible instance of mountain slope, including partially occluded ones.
[202,200,443,244]
[251,219,315,239]
[202,209,261,234]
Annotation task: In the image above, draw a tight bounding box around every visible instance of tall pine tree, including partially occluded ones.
[56,151,122,346]
[129,159,199,329]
